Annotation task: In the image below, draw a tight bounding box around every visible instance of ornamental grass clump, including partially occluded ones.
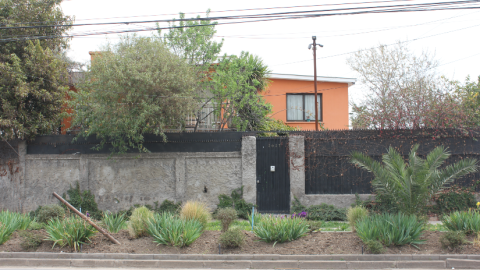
[253,215,309,245]
[355,213,425,249]
[128,206,154,238]
[102,212,126,233]
[147,212,203,247]
[442,210,480,234]
[0,211,32,245]
[45,217,96,251]
[347,206,368,232]
[180,201,210,229]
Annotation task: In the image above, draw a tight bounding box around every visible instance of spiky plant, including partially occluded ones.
[351,144,477,215]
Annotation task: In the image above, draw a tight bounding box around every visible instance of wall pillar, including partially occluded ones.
[241,136,256,204]
[289,135,305,204]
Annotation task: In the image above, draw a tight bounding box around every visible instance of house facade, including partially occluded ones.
[262,74,356,130]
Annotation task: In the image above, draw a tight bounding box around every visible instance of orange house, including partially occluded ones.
[262,74,356,130]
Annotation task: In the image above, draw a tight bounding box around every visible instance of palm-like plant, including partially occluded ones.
[351,144,477,215]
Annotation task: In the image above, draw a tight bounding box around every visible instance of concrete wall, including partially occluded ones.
[1,143,248,212]
[0,135,382,213]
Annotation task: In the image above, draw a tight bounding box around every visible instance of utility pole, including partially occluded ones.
[309,36,323,131]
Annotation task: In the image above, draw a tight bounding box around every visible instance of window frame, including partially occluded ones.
[286,93,323,122]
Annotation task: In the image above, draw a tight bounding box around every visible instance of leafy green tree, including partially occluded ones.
[211,52,272,131]
[454,75,480,127]
[351,145,477,215]
[159,10,224,131]
[159,10,223,68]
[0,0,72,140]
[69,36,197,153]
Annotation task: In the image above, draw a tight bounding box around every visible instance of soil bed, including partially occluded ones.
[1,230,479,255]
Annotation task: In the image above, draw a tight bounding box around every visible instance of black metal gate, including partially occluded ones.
[256,137,290,213]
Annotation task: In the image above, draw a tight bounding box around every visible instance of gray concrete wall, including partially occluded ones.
[1,143,244,212]
[0,141,24,212]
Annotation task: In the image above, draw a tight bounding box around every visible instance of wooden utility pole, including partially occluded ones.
[52,192,121,245]
[310,36,323,131]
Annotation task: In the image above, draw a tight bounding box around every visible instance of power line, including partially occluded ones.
[1,5,480,43]
[2,0,415,27]
[272,22,480,67]
[1,0,479,30]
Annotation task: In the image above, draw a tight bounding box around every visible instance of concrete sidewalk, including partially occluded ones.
[0,252,480,269]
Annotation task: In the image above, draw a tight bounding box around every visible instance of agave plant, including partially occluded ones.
[351,144,477,215]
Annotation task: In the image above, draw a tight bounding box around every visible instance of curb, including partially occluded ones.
[0,253,479,269]
[1,252,479,261]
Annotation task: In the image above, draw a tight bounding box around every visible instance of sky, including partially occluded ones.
[60,0,480,104]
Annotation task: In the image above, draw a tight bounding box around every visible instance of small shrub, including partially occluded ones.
[219,227,245,248]
[433,185,476,214]
[253,215,309,244]
[28,221,44,230]
[36,205,65,224]
[306,203,347,221]
[291,196,307,213]
[157,200,182,215]
[355,213,425,248]
[365,240,384,254]
[216,207,237,232]
[128,206,154,238]
[147,212,203,247]
[45,217,96,251]
[216,187,254,219]
[102,212,126,233]
[306,220,322,232]
[440,231,468,249]
[347,206,368,232]
[63,182,102,220]
[473,232,480,247]
[442,210,480,234]
[180,201,210,229]
[19,231,43,250]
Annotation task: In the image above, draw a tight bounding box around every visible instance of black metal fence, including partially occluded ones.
[26,132,252,154]
[304,129,480,194]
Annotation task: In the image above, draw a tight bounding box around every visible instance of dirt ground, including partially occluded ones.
[1,230,480,255]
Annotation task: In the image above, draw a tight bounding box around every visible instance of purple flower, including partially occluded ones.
[299,211,308,218]
[86,212,90,218]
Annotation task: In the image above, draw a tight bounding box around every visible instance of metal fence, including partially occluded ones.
[304,129,480,194]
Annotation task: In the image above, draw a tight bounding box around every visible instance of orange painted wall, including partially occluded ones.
[261,79,350,130]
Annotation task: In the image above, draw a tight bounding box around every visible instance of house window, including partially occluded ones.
[286,94,322,121]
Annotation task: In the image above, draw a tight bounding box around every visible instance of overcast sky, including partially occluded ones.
[61,0,480,104]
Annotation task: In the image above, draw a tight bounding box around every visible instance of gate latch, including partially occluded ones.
[270,166,275,172]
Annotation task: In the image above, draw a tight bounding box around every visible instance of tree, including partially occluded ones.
[159,10,225,131]
[454,75,480,127]
[351,145,477,215]
[159,10,223,68]
[348,42,471,130]
[211,52,273,131]
[69,36,197,154]
[0,0,72,140]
